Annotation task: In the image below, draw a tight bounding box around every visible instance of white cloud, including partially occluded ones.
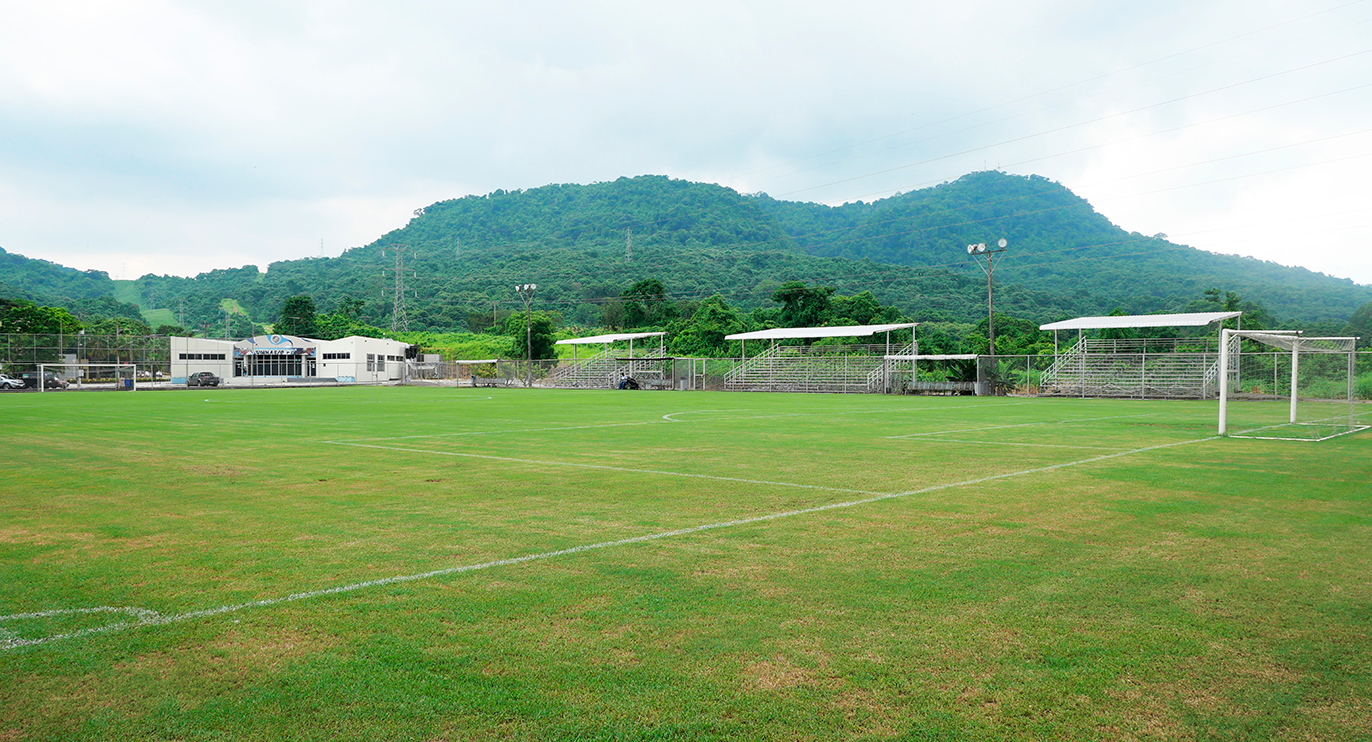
[0,0,1369,291]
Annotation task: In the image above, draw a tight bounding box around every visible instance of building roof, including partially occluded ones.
[724,323,918,341]
[1039,311,1241,332]
[555,331,667,345]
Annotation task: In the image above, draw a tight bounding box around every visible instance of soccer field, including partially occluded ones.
[2,387,1370,740]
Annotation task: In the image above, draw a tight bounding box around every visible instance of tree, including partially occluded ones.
[599,300,625,331]
[504,311,558,360]
[87,316,152,336]
[828,290,883,326]
[621,278,671,327]
[276,295,318,337]
[336,296,365,320]
[771,281,834,328]
[0,298,82,334]
[155,324,189,336]
[1187,288,1272,331]
[666,295,748,357]
[1344,299,1372,349]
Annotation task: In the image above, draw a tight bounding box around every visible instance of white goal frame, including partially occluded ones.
[37,363,139,392]
[1217,329,1365,440]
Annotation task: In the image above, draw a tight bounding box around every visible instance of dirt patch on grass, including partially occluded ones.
[0,527,94,545]
[741,656,812,691]
[832,689,900,737]
[30,625,349,715]
[179,463,251,478]
[1298,698,1372,736]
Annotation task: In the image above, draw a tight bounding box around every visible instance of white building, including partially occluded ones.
[170,334,412,386]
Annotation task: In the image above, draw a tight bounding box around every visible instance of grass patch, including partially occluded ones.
[1,388,1369,739]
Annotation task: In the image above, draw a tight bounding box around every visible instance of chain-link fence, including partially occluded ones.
[2,333,172,379]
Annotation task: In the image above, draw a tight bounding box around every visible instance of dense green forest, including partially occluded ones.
[2,172,1368,338]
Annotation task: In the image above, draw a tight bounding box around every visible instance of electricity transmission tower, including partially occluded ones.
[382,244,417,332]
[625,228,632,263]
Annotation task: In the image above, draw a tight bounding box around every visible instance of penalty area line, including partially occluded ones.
[1,435,1216,652]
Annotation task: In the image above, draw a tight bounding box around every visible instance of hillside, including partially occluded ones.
[2,172,1367,332]
[756,171,1369,322]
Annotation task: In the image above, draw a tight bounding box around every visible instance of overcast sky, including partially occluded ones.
[2,0,1370,287]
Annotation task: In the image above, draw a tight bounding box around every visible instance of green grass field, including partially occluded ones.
[2,387,1370,740]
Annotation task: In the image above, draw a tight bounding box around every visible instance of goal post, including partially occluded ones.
[1218,329,1366,440]
[36,363,139,391]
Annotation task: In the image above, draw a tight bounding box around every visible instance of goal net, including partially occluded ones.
[36,363,139,391]
[1218,330,1368,441]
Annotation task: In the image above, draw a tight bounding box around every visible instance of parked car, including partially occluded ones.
[187,371,221,387]
[0,373,24,390]
[19,371,67,390]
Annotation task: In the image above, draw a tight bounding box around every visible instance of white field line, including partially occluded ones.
[660,409,749,421]
[896,437,1129,451]
[1,435,1217,652]
[884,412,1164,439]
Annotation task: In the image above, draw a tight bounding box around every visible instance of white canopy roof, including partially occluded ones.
[725,323,918,341]
[556,331,666,345]
[1039,311,1241,332]
[885,354,979,361]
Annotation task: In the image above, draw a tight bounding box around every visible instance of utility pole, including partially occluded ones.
[515,283,538,387]
[224,310,231,339]
[625,228,632,264]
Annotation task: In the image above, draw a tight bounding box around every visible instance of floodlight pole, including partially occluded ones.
[515,283,538,387]
[965,239,1008,361]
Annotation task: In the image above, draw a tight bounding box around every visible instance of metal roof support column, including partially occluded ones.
[1079,328,1084,398]
[1290,342,1300,424]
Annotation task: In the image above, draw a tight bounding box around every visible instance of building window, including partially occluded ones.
[367,353,375,372]
[247,355,303,376]
[377,354,385,372]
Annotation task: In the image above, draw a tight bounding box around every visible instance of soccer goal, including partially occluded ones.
[36,363,139,391]
[1218,329,1368,440]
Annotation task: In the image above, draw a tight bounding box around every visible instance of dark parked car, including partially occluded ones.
[187,372,221,387]
[20,371,67,390]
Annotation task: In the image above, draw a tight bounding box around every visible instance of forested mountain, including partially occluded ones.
[2,172,1367,333]
[0,247,119,305]
[756,172,1370,322]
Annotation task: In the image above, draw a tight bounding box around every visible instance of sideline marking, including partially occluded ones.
[1,436,1216,651]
